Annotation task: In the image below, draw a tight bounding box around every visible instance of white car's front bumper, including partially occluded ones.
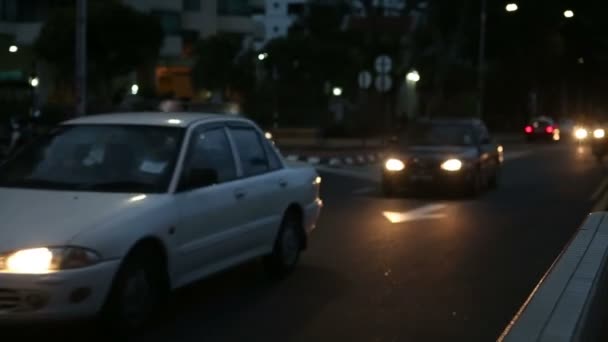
[0,260,120,321]
[303,198,323,235]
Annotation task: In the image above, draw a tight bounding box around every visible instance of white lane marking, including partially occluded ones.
[307,157,321,165]
[329,158,342,166]
[503,151,532,162]
[352,186,376,195]
[591,177,608,202]
[286,155,299,161]
[383,204,447,223]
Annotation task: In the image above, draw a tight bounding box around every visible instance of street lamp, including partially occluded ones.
[564,10,574,18]
[406,70,420,82]
[332,87,343,96]
[505,3,518,12]
[29,77,39,88]
[130,84,139,95]
[257,52,268,61]
[8,45,18,53]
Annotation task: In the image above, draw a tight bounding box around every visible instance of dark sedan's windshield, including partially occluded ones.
[402,123,475,146]
[0,124,184,193]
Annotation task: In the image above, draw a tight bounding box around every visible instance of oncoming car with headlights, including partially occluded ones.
[590,124,608,162]
[382,119,502,197]
[0,112,322,330]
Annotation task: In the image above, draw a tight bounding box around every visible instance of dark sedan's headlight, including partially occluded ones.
[440,159,463,172]
[0,247,101,274]
[385,158,405,172]
[594,129,605,139]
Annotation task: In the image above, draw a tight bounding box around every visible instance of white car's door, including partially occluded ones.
[173,122,244,284]
[226,123,288,255]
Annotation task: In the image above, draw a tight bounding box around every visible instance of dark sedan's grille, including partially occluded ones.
[0,289,21,311]
[408,158,439,172]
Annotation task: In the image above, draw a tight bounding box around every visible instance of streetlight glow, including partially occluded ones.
[258,52,268,61]
[131,84,139,95]
[332,87,343,96]
[505,3,518,12]
[29,77,39,88]
[406,70,420,83]
[8,45,17,53]
[564,10,574,18]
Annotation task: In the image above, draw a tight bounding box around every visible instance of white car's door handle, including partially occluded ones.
[234,189,247,199]
[279,179,288,188]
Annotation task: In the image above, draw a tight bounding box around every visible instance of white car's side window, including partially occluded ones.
[181,126,237,187]
[229,127,270,177]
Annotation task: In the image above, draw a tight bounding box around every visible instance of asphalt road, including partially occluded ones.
[5,142,608,342]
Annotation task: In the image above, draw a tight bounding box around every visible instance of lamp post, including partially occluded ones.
[75,0,87,116]
[477,0,487,119]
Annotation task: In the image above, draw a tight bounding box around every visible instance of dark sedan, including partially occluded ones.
[381,119,503,197]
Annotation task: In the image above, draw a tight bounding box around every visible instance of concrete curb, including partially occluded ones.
[499,212,608,342]
[284,152,387,166]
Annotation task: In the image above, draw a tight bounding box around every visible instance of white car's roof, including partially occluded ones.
[63,112,248,128]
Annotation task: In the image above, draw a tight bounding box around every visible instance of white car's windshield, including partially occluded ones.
[0,124,184,193]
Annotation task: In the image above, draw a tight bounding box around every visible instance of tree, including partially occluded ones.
[191,33,255,96]
[34,0,163,104]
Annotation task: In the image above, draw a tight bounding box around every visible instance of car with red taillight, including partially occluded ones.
[525,117,560,142]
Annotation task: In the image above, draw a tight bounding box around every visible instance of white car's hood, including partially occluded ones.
[0,188,154,252]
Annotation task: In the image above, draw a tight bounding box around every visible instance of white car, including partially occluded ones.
[0,112,322,329]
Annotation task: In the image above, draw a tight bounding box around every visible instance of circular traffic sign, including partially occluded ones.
[375,74,392,93]
[358,70,372,89]
[375,55,393,74]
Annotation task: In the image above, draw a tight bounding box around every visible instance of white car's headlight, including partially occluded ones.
[594,129,605,139]
[441,159,463,172]
[385,158,405,171]
[0,247,101,274]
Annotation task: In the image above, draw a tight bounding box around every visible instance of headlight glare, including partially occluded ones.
[0,247,101,274]
[441,159,463,172]
[594,129,605,139]
[385,158,405,171]
[5,248,53,274]
[574,128,588,140]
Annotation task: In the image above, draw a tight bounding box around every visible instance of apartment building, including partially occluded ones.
[252,0,305,50]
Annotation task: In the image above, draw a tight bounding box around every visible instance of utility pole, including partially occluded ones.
[75,0,87,116]
[477,0,487,119]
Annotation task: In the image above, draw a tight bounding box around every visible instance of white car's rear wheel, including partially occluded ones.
[264,211,303,275]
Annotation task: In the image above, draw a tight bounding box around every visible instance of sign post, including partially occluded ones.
[374,55,393,143]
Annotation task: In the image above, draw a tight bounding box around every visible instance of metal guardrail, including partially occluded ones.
[499,212,608,342]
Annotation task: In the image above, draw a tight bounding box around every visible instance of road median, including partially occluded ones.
[498,212,608,342]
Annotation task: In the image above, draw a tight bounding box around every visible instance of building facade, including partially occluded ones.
[252,0,305,50]
[0,0,265,104]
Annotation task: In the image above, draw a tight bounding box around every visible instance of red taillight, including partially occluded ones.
[546,126,554,134]
[525,126,533,134]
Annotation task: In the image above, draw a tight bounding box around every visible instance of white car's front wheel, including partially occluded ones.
[264,210,303,276]
[101,246,169,334]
